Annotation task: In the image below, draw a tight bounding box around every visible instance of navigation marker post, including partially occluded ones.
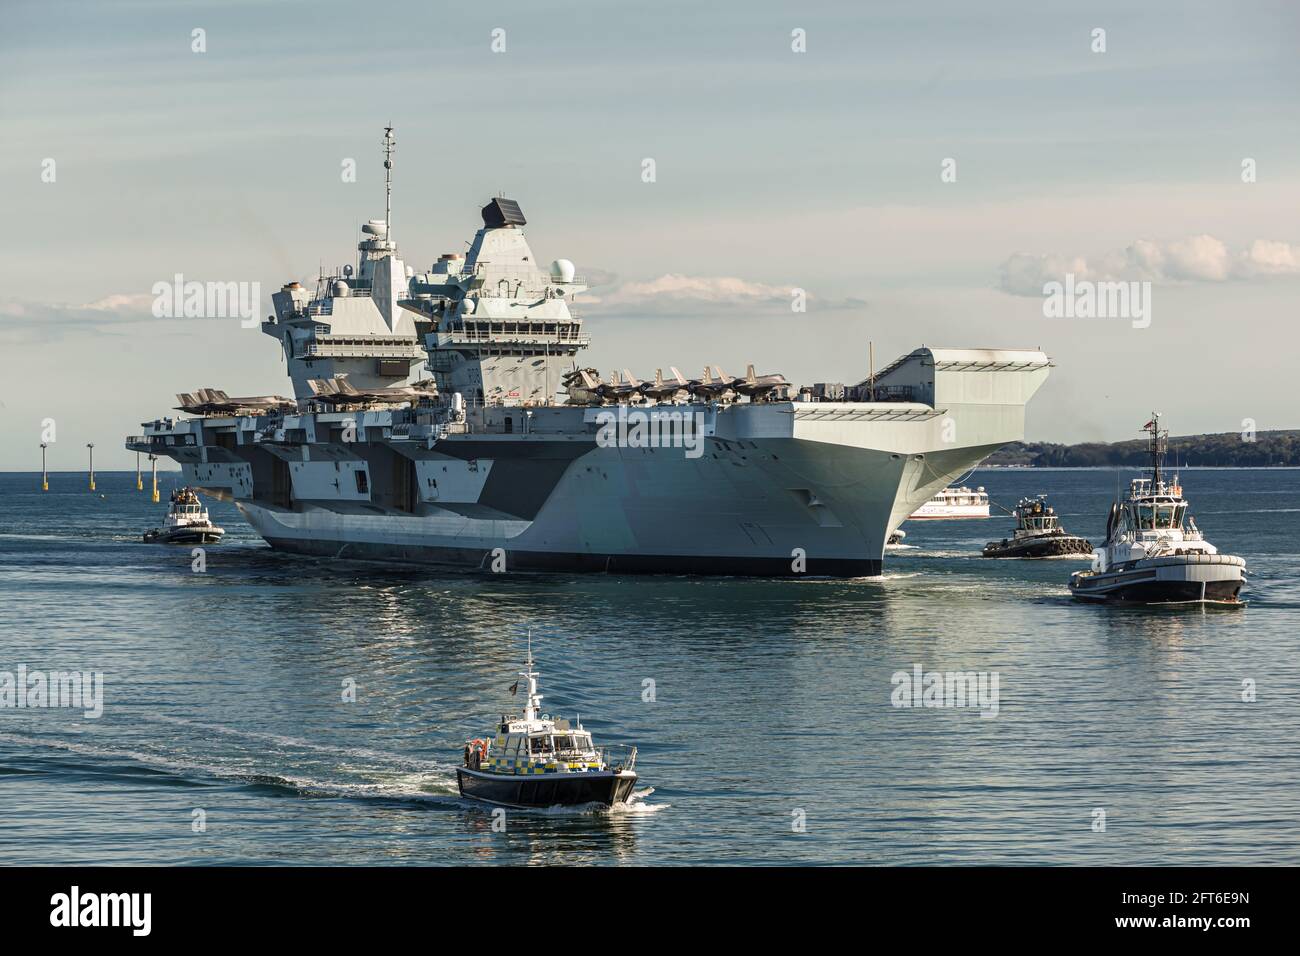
[87,443,95,492]
[40,442,48,492]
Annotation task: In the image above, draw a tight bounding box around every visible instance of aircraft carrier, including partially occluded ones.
[126,129,1051,576]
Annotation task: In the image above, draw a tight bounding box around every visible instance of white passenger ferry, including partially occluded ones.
[908,486,990,520]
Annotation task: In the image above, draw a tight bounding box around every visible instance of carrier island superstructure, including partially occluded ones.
[126,130,1052,576]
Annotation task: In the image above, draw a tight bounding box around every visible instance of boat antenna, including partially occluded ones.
[1144,411,1165,488]
[382,125,395,240]
[521,628,541,723]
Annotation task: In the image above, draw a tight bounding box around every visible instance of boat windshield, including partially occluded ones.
[1133,503,1183,530]
[527,734,593,753]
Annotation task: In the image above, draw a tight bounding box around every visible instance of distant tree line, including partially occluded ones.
[987,430,1300,467]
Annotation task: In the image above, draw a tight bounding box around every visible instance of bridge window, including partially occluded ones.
[354,469,369,494]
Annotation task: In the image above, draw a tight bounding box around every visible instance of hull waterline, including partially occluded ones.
[456,767,638,808]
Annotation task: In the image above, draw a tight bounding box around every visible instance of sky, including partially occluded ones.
[1,0,1298,469]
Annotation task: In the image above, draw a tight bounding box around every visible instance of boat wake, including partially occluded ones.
[148,714,431,770]
[0,727,460,803]
[0,722,667,816]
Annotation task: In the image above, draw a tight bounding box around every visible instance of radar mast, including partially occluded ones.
[383,125,395,239]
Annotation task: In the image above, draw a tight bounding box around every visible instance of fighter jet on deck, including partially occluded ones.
[730,364,791,402]
[687,366,736,402]
[306,376,438,408]
[174,389,297,416]
[640,367,691,403]
[595,370,644,404]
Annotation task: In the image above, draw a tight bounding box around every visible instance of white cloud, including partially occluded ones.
[1239,239,1300,277]
[999,235,1300,296]
[583,273,865,317]
[0,293,157,342]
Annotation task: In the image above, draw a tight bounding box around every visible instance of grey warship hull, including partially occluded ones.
[134,391,1048,577]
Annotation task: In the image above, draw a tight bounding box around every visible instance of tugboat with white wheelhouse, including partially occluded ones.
[457,651,639,809]
[982,496,1091,558]
[1069,415,1245,605]
[142,487,225,544]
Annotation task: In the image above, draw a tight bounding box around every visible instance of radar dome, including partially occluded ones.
[362,220,388,237]
[332,280,351,297]
[550,259,576,283]
[461,297,477,315]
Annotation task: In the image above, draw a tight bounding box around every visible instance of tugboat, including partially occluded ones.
[142,487,225,544]
[457,650,639,809]
[1069,415,1245,605]
[982,496,1091,558]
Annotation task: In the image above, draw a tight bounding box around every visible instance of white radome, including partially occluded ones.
[550,258,576,283]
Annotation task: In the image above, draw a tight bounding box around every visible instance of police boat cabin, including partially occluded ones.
[457,655,638,809]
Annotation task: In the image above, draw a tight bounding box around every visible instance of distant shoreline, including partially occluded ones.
[988,430,1300,468]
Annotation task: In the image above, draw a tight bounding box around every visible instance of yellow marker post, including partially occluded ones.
[150,454,159,503]
[136,451,143,491]
[87,443,95,492]
[40,442,48,491]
